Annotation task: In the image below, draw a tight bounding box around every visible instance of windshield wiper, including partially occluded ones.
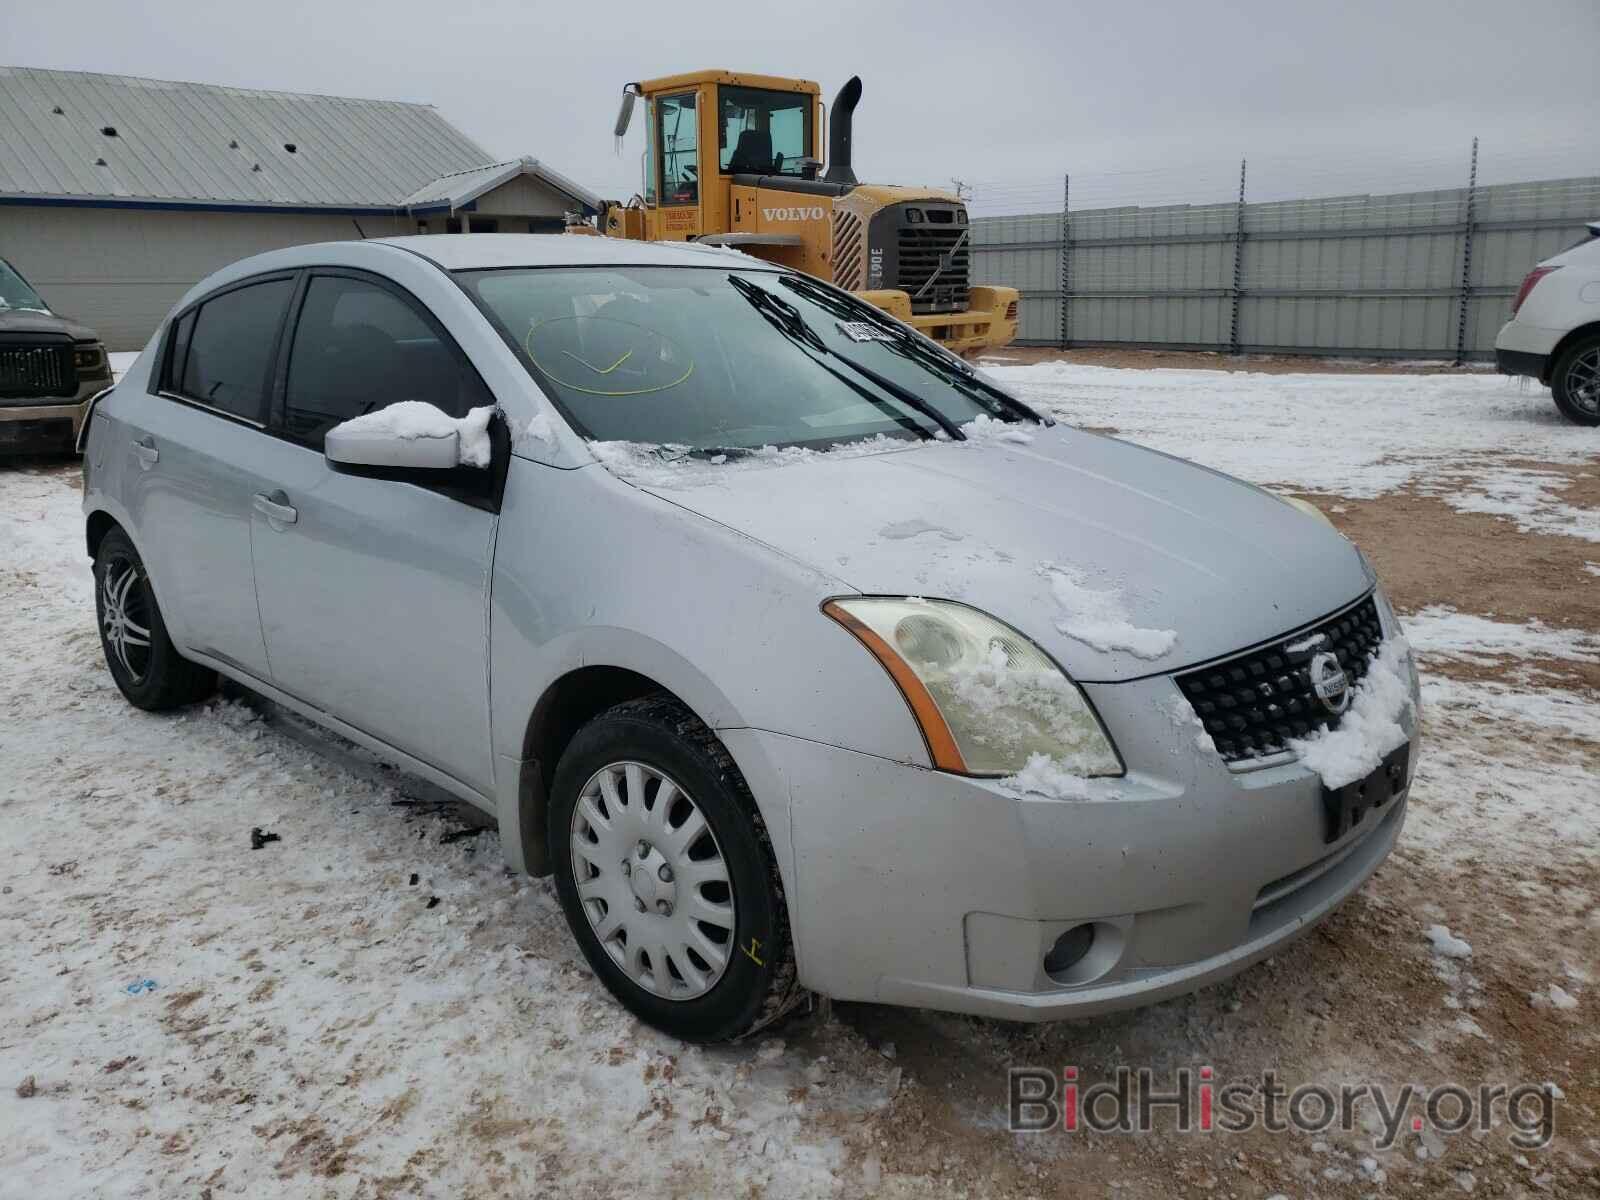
[729,273,826,350]
[728,274,967,441]
[726,277,934,442]
[776,274,1048,426]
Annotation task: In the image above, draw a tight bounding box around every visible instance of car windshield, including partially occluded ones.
[456,265,1022,452]
[0,259,50,312]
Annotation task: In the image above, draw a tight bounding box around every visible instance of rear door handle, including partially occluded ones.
[131,436,158,468]
[252,489,298,526]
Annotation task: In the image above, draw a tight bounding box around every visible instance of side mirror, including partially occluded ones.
[613,89,637,139]
[325,402,479,470]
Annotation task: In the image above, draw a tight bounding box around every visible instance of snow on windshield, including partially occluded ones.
[586,434,916,488]
[959,414,1034,444]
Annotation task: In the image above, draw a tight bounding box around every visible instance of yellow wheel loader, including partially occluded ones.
[592,71,1017,355]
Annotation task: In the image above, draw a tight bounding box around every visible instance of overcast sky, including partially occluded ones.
[6,0,1595,212]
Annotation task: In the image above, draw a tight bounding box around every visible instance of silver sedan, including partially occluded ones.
[81,235,1420,1042]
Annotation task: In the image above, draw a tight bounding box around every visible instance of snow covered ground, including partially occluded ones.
[986,361,1600,542]
[2,360,1596,1197]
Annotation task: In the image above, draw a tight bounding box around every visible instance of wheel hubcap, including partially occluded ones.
[101,558,152,683]
[569,761,735,1000]
[1565,348,1600,415]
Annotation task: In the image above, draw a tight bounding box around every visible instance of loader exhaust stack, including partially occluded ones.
[823,76,862,186]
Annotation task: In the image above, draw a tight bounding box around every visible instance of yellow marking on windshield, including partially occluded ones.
[548,361,694,397]
[525,318,695,397]
[561,347,634,375]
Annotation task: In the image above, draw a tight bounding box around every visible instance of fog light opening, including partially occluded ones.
[1043,923,1096,978]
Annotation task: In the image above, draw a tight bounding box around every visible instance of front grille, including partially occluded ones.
[897,225,970,315]
[1175,596,1384,764]
[0,342,75,399]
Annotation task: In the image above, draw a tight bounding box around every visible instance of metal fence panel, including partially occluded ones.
[970,174,1599,360]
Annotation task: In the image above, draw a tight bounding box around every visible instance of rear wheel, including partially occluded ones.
[93,527,216,710]
[1550,333,1600,426]
[549,695,797,1042]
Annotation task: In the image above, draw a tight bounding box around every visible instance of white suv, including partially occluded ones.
[1494,221,1600,425]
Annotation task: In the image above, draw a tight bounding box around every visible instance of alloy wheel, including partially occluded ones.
[101,556,153,683]
[1563,347,1600,416]
[569,760,736,1000]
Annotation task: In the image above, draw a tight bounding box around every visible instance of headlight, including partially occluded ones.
[1372,581,1399,634]
[823,597,1122,777]
[73,344,108,375]
[1277,494,1333,526]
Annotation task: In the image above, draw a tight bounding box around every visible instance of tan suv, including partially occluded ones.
[1,256,112,455]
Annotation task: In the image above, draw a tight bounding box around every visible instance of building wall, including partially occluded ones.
[413,175,582,234]
[0,204,411,349]
[471,174,576,218]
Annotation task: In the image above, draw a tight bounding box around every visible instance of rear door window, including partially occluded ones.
[280,274,491,449]
[174,278,293,422]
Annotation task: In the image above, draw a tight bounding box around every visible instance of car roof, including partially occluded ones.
[373,233,775,272]
[176,234,783,315]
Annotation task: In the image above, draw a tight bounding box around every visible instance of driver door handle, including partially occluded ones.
[131,436,158,468]
[253,489,298,526]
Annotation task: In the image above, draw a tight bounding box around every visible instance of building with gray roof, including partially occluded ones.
[0,67,598,347]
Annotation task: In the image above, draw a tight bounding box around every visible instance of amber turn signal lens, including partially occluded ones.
[822,600,967,772]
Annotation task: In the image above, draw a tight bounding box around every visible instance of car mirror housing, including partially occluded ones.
[324,402,501,471]
[325,420,462,470]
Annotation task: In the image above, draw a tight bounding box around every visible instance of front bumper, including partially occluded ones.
[0,380,102,454]
[856,285,1020,355]
[722,669,1416,1022]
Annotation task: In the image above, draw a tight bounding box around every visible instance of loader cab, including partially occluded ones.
[630,71,825,245]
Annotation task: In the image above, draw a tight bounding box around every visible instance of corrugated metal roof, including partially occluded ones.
[0,66,499,209]
[402,156,601,214]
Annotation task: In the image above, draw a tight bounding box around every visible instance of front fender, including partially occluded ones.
[486,457,933,879]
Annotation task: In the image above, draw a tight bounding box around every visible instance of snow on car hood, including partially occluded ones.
[614,425,1372,682]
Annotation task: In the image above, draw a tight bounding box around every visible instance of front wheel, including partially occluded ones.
[1551,333,1600,426]
[549,696,797,1042]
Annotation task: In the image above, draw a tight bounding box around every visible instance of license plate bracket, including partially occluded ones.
[1321,743,1410,843]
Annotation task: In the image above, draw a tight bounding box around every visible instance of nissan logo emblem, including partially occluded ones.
[1309,651,1351,715]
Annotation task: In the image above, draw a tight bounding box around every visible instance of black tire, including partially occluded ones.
[549,695,798,1043]
[1550,332,1600,426]
[93,526,216,710]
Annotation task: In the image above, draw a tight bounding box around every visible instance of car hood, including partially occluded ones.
[632,426,1371,682]
[0,308,98,341]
